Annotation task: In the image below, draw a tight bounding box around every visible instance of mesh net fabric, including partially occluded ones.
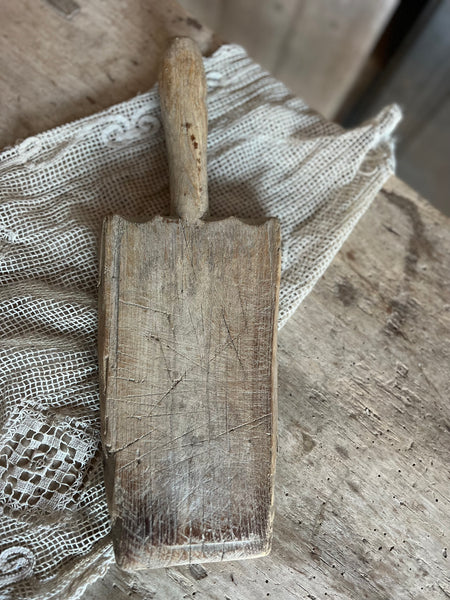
[0,44,400,599]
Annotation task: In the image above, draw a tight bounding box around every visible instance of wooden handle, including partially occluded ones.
[159,37,208,221]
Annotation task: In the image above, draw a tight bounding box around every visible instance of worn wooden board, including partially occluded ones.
[98,215,280,569]
[274,0,399,118]
[181,0,299,74]
[97,36,281,570]
[179,0,399,118]
[2,0,399,144]
[0,0,219,149]
[344,0,450,215]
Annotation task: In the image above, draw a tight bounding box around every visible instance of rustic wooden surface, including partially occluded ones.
[1,0,398,137]
[159,37,209,221]
[0,0,219,150]
[2,2,449,598]
[345,0,450,216]
[99,215,280,570]
[90,177,450,600]
[98,35,281,570]
[179,0,399,118]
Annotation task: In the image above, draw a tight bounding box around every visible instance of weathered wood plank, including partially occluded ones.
[97,36,281,570]
[0,0,219,148]
[1,0,399,140]
[344,0,450,215]
[180,0,399,118]
[271,0,399,118]
[219,0,299,74]
[98,216,280,569]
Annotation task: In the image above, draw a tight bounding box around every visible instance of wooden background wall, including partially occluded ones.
[344,0,450,216]
[179,0,399,119]
[180,0,450,215]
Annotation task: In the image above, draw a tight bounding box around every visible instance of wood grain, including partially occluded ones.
[179,0,399,119]
[0,0,219,149]
[274,0,400,118]
[98,216,281,569]
[98,36,281,570]
[159,38,208,221]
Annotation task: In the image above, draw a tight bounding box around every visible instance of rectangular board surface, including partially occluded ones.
[98,215,281,570]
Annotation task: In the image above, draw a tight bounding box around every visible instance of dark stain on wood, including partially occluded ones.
[384,191,433,278]
[302,431,316,454]
[44,0,80,19]
[383,224,400,236]
[189,563,208,580]
[335,445,349,459]
[385,298,410,337]
[186,17,203,30]
[310,548,322,562]
[191,134,198,149]
[337,279,356,306]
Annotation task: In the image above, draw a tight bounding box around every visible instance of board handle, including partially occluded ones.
[159,37,208,221]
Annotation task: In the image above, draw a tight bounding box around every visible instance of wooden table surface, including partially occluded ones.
[2,2,449,599]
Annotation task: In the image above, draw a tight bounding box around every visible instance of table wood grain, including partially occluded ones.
[83,177,450,600]
[2,2,449,598]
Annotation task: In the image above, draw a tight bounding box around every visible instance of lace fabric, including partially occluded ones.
[0,44,401,599]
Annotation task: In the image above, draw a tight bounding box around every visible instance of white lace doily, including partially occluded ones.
[0,44,401,599]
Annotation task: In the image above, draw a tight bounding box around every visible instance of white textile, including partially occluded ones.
[0,44,401,599]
